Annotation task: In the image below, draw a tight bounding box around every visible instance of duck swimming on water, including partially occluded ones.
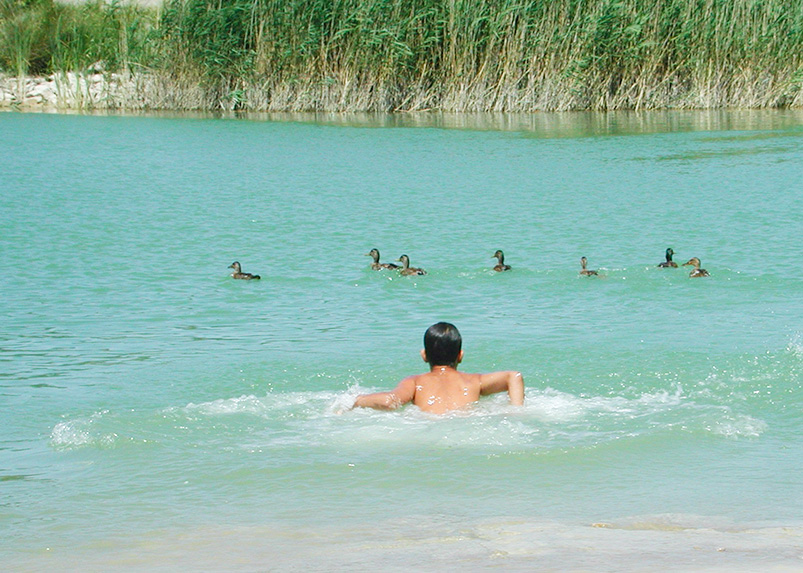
[366,248,399,270]
[493,250,511,272]
[229,261,261,280]
[397,254,427,276]
[683,257,710,278]
[579,256,598,276]
[658,248,678,268]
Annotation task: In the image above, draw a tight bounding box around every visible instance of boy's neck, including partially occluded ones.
[430,364,457,372]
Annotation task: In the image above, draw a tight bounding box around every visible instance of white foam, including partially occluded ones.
[708,414,768,438]
[51,419,92,448]
[50,410,119,449]
[521,387,588,421]
[182,394,270,416]
[51,382,767,452]
[786,332,803,358]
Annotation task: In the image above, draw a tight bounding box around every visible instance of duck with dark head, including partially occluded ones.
[658,248,678,268]
[229,261,260,280]
[579,256,598,276]
[366,248,399,270]
[397,254,427,276]
[492,250,511,272]
[683,257,710,278]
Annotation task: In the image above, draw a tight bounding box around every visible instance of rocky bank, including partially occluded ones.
[0,63,212,112]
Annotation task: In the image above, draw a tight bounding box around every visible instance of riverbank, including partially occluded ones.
[0,70,211,112]
[3,0,803,113]
[1,69,133,110]
[3,68,803,113]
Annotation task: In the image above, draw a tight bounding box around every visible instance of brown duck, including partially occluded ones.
[493,250,511,272]
[366,248,399,270]
[397,254,427,276]
[229,261,261,280]
[579,256,598,276]
[683,257,710,278]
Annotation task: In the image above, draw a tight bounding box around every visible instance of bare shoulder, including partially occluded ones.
[391,374,420,399]
[459,371,484,384]
[401,372,426,386]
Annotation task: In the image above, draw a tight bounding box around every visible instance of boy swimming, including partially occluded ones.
[352,322,524,414]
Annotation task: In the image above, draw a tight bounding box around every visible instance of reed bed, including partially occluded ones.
[2,0,803,111]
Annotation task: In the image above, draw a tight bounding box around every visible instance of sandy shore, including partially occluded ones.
[5,517,803,572]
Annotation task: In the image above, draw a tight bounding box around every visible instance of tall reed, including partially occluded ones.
[2,0,803,111]
[0,0,158,77]
[0,0,47,98]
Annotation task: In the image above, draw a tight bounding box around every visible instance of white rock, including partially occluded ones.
[29,82,56,102]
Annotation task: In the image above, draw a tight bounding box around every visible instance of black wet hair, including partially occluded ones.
[424,322,462,368]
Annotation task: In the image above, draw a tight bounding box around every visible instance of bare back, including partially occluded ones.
[352,365,524,413]
[409,368,483,414]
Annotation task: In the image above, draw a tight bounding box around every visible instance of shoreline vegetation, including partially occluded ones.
[2,0,803,113]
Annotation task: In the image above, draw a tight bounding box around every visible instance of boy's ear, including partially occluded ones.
[420,349,427,362]
[457,350,464,364]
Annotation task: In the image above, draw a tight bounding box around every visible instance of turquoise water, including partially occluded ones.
[2,110,803,570]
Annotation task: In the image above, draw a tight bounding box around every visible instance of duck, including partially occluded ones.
[492,250,511,272]
[579,256,598,276]
[683,257,710,278]
[365,248,399,270]
[397,254,427,276]
[658,247,678,268]
[228,261,261,280]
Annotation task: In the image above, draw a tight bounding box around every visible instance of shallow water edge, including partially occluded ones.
[5,107,803,137]
[7,517,803,573]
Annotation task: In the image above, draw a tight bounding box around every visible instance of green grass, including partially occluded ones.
[2,0,803,110]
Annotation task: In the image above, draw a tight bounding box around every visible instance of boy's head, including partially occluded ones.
[422,322,463,368]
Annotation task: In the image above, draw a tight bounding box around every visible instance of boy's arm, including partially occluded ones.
[479,371,524,405]
[352,376,417,410]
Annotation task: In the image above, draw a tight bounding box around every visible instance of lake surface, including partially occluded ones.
[2,109,803,571]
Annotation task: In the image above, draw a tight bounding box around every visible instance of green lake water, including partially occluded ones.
[1,110,802,571]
